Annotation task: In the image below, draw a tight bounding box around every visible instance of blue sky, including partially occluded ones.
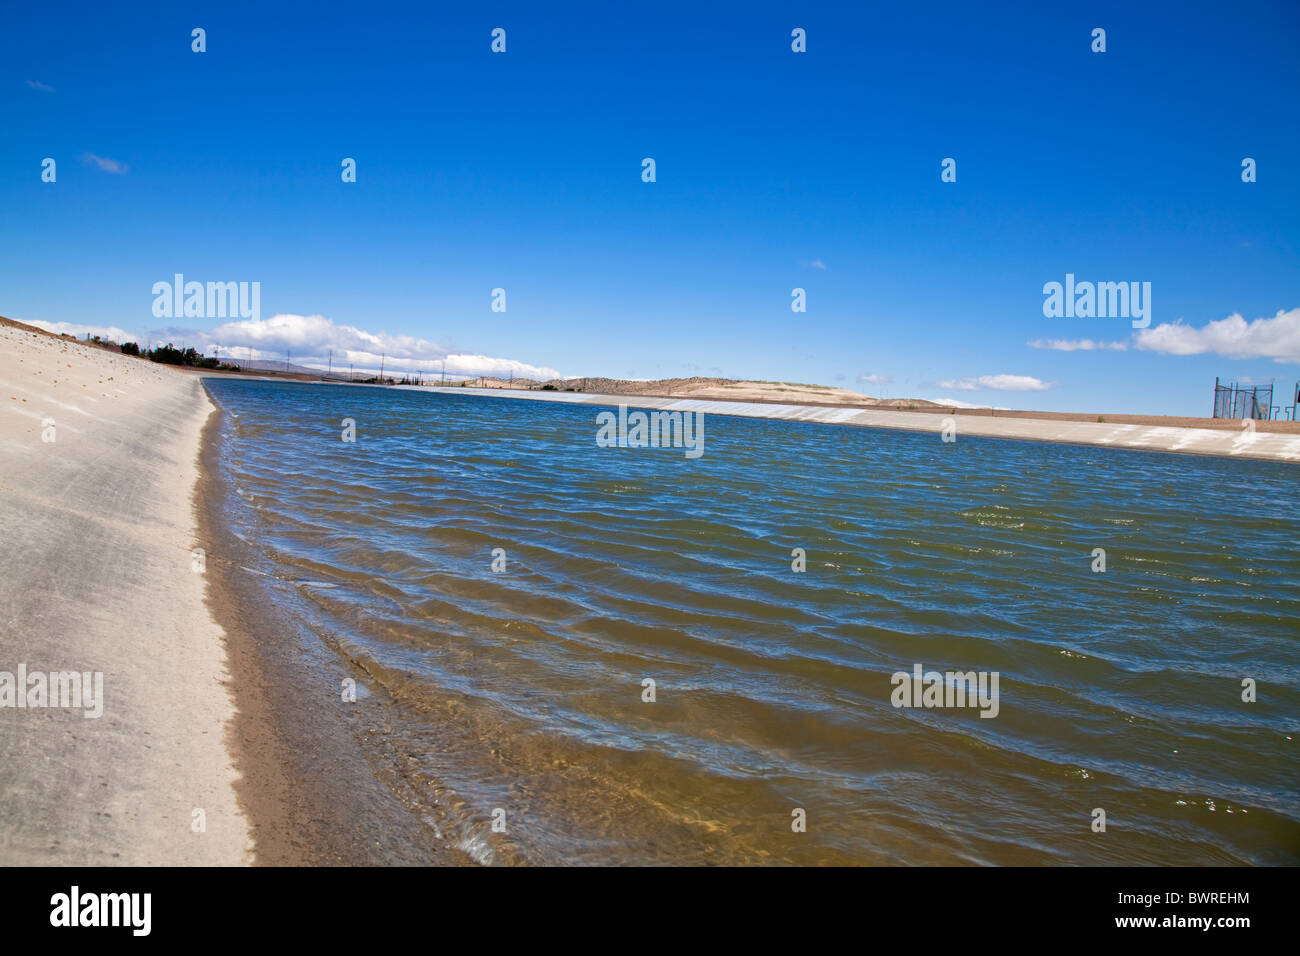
[2,0,1297,414]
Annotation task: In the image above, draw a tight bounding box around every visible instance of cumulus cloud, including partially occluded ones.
[928,397,994,409]
[936,374,1052,391]
[1028,338,1127,352]
[25,79,54,93]
[857,372,891,385]
[82,152,128,174]
[25,319,138,342]
[1135,308,1300,363]
[162,312,564,380]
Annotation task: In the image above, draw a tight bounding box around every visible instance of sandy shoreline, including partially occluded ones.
[0,324,249,863]
[0,323,459,865]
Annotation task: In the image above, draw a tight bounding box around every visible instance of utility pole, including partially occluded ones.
[379,354,385,382]
[328,349,333,378]
[286,350,290,372]
[441,360,446,384]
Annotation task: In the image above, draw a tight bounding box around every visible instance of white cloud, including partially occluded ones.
[25,319,138,342]
[1028,338,1127,352]
[857,372,891,384]
[809,259,827,270]
[82,152,128,174]
[936,374,1052,391]
[1135,308,1300,363]
[165,313,563,380]
[25,79,54,93]
[928,397,995,409]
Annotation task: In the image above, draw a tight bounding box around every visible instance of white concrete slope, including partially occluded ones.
[397,385,1300,464]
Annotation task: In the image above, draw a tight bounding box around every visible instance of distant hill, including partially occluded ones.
[233,358,331,376]
[517,376,943,409]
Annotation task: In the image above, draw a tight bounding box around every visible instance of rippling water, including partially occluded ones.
[203,378,1299,865]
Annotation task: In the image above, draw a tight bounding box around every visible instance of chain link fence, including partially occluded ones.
[1212,378,1273,420]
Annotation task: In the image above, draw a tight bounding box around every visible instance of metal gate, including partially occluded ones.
[1212,378,1274,419]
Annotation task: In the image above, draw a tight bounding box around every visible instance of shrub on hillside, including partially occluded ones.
[148,344,186,365]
